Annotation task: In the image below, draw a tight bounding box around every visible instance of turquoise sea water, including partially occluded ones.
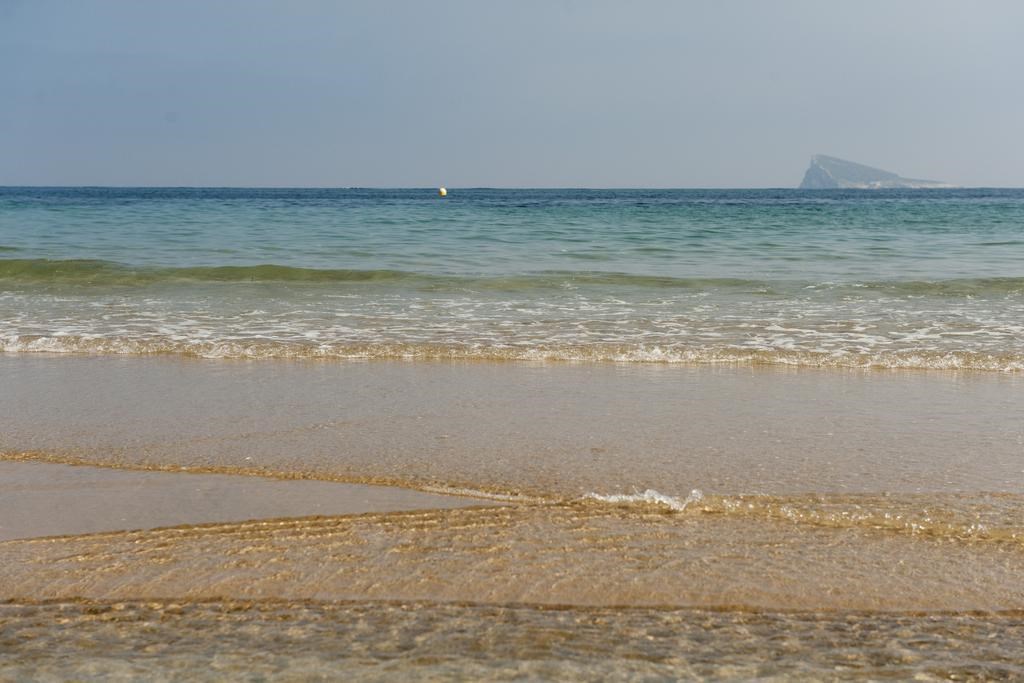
[2,187,1023,368]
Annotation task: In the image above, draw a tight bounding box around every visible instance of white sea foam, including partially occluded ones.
[4,282,1024,370]
[4,332,1024,370]
[582,489,704,512]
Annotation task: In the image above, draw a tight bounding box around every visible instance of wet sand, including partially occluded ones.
[2,355,1023,679]
[2,355,1022,498]
[0,460,487,542]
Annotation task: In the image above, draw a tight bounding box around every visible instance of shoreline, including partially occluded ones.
[4,345,1024,373]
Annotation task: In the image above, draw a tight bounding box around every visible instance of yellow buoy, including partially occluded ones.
[438,187,447,197]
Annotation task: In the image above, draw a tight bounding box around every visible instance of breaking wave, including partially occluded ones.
[3,258,1024,296]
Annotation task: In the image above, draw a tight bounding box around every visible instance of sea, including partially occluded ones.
[1,187,1023,680]
[3,187,1024,368]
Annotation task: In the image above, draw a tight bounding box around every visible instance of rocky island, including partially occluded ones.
[799,155,955,189]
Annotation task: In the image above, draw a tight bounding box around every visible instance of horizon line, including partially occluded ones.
[0,184,1013,191]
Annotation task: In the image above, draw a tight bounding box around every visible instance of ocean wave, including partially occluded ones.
[3,334,1024,370]
[0,259,417,285]
[3,258,1024,296]
[0,258,787,292]
[0,258,764,289]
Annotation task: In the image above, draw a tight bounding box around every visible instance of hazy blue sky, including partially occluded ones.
[3,0,1023,187]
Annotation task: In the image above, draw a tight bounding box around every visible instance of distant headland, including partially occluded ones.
[799,155,956,189]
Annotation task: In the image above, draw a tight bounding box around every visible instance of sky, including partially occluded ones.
[2,0,1023,188]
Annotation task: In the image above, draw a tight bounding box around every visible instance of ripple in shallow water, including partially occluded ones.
[2,600,1022,681]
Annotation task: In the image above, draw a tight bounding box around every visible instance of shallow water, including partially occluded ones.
[3,187,1024,677]
[4,499,1023,611]
[4,357,1022,497]
[3,357,1023,619]
[4,601,1021,681]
